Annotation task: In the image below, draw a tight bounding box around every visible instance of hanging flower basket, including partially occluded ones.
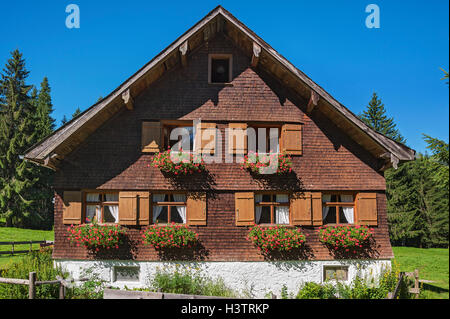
[318,225,373,252]
[142,223,199,249]
[241,151,292,175]
[247,224,306,253]
[150,149,205,175]
[67,222,127,252]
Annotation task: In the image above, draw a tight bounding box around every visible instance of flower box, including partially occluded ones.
[67,222,126,252]
[318,225,373,252]
[151,149,205,175]
[247,224,306,253]
[241,152,292,175]
[142,223,199,249]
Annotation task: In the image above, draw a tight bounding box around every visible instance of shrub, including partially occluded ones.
[151,149,205,175]
[142,223,199,249]
[247,225,306,253]
[296,282,337,299]
[318,225,373,252]
[241,151,292,175]
[67,267,106,299]
[0,248,67,299]
[67,222,127,252]
[149,266,237,297]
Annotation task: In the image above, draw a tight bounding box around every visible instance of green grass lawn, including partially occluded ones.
[0,227,54,267]
[392,246,449,299]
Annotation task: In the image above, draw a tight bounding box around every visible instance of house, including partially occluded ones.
[24,6,415,297]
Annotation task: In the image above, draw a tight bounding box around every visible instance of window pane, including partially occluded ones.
[86,205,100,223]
[211,58,229,83]
[104,205,118,223]
[86,193,101,202]
[324,266,348,281]
[339,207,349,224]
[262,194,272,202]
[105,193,118,202]
[114,266,140,282]
[154,206,168,223]
[275,206,289,224]
[170,206,185,223]
[324,206,337,224]
[259,206,271,224]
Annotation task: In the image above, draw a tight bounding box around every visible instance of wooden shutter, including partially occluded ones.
[356,193,378,226]
[142,122,161,153]
[118,192,138,225]
[311,192,323,226]
[291,192,312,226]
[281,124,303,155]
[62,191,82,225]
[187,192,207,226]
[195,122,216,154]
[290,192,322,226]
[228,123,247,155]
[235,192,255,226]
[136,192,150,226]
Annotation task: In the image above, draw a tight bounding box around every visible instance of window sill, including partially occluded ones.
[208,82,233,87]
[256,224,294,228]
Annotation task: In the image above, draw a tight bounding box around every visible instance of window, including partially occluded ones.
[247,126,280,154]
[322,194,355,225]
[323,266,348,282]
[152,194,187,224]
[85,192,119,224]
[163,124,195,152]
[255,194,289,224]
[113,266,140,282]
[208,54,232,84]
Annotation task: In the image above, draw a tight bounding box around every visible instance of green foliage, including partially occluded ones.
[149,266,237,297]
[67,267,106,299]
[296,282,337,299]
[142,223,199,249]
[67,222,127,251]
[318,225,373,250]
[0,248,67,299]
[359,92,406,144]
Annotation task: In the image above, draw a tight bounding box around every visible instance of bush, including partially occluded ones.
[296,282,337,299]
[149,266,237,297]
[247,225,306,253]
[67,222,127,252]
[0,248,67,299]
[66,267,106,299]
[142,223,199,249]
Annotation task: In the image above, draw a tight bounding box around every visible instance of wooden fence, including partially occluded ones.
[0,272,86,299]
[387,269,422,299]
[0,240,54,256]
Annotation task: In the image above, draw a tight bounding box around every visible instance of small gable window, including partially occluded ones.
[209,54,232,84]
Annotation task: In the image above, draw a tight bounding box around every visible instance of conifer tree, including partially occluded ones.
[359,92,406,144]
[0,50,38,227]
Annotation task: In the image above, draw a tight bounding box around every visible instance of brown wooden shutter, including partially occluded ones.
[63,191,82,225]
[281,124,303,155]
[235,192,255,226]
[356,193,378,226]
[311,192,323,226]
[290,192,312,226]
[195,122,216,154]
[187,192,207,226]
[228,123,248,155]
[136,192,150,226]
[142,122,161,153]
[118,192,138,225]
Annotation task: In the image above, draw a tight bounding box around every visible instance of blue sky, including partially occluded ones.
[0,0,448,154]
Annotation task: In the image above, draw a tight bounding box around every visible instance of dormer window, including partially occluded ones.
[208,54,232,84]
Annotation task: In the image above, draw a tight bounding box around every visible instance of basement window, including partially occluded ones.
[323,265,348,282]
[113,266,140,283]
[208,54,232,84]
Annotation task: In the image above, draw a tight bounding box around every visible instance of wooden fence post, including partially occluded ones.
[414,269,419,299]
[59,281,65,299]
[29,272,36,299]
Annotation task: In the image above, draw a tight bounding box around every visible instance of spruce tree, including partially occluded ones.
[359,92,406,144]
[0,50,38,227]
[71,107,81,119]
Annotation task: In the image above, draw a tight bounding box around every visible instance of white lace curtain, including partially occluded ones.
[275,194,289,224]
[152,194,166,223]
[105,194,119,223]
[173,194,187,224]
[322,194,332,221]
[340,194,354,224]
[86,193,100,223]
[255,194,263,224]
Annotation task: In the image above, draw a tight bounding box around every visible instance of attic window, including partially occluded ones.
[209,54,232,84]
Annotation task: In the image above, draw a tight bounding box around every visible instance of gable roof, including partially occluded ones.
[24,5,415,170]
